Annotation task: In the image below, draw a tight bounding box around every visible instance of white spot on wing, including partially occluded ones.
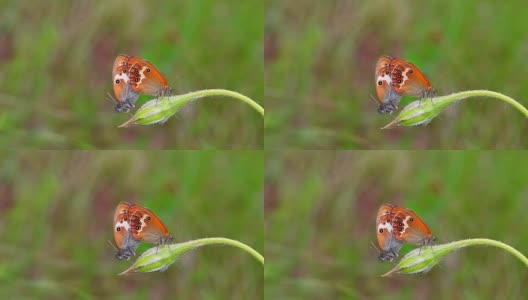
[401,215,411,234]
[400,67,411,86]
[135,214,150,234]
[378,222,393,233]
[114,72,129,83]
[136,66,148,85]
[115,220,130,231]
[377,73,392,84]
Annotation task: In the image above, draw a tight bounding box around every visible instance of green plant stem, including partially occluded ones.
[188,237,264,265]
[446,90,528,117]
[451,238,528,266]
[119,89,263,127]
[383,238,527,276]
[383,90,528,129]
[185,89,264,116]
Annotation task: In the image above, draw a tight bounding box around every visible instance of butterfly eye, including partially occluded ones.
[379,228,384,233]
[377,81,382,86]
[116,227,121,231]
[115,79,120,84]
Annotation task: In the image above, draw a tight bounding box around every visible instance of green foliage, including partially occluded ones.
[265,0,528,149]
[0,151,263,299]
[265,151,528,299]
[0,0,263,149]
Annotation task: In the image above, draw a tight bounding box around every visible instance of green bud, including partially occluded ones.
[382,245,445,276]
[118,94,201,128]
[118,237,264,275]
[382,96,458,129]
[119,241,203,275]
[381,238,528,276]
[117,89,264,127]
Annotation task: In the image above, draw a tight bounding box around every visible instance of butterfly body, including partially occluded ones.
[114,231,141,260]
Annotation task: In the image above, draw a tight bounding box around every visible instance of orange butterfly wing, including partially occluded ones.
[374,56,402,114]
[127,204,173,245]
[111,54,139,112]
[376,203,403,261]
[113,202,140,259]
[127,56,172,97]
[390,206,435,246]
[390,58,435,98]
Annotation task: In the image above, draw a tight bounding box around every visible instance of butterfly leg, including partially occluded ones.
[428,97,435,107]
[423,89,436,107]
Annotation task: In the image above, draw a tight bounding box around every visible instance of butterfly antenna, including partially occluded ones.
[107,240,118,251]
[368,94,380,107]
[370,241,381,253]
[106,91,117,104]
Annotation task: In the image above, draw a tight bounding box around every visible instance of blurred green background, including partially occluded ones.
[265,151,527,299]
[265,0,528,149]
[0,0,263,149]
[0,151,263,299]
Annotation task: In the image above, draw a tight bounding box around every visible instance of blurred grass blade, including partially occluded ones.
[382,90,528,129]
[383,238,528,276]
[118,89,264,128]
[119,237,264,275]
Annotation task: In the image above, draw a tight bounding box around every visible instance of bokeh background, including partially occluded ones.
[0,151,263,299]
[265,0,528,149]
[265,151,527,299]
[0,0,263,149]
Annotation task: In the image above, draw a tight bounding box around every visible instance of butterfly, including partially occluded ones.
[113,202,173,260]
[113,202,141,260]
[111,54,140,113]
[388,56,435,99]
[375,203,404,261]
[373,56,403,114]
[388,204,436,247]
[127,56,173,97]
